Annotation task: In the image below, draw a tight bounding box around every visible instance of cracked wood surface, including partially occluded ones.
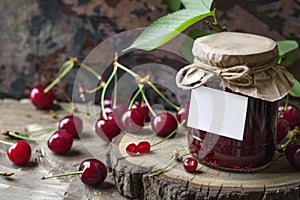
[0,99,127,200]
[108,127,300,200]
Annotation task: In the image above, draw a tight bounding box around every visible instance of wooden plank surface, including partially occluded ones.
[0,99,128,200]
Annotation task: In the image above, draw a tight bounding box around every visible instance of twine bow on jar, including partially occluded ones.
[176,61,255,90]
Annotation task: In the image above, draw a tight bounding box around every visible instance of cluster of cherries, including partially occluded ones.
[277,103,300,170]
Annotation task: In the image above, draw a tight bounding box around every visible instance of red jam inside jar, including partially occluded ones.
[188,94,278,172]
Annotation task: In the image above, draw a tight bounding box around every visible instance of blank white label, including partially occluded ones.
[187,86,248,141]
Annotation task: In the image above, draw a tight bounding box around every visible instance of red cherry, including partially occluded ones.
[95,117,121,142]
[151,112,178,138]
[100,97,113,108]
[137,141,151,154]
[132,101,151,122]
[30,85,55,109]
[79,158,107,185]
[183,157,198,172]
[121,108,145,133]
[58,115,83,138]
[277,118,290,143]
[47,130,73,155]
[7,140,31,166]
[126,143,139,156]
[278,104,300,128]
[176,102,189,123]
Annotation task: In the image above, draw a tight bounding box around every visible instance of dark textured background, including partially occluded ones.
[0,0,299,99]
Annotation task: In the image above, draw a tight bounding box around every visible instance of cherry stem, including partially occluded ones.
[44,59,75,94]
[8,131,48,143]
[113,61,138,78]
[86,81,106,94]
[139,84,156,117]
[0,139,14,146]
[113,72,118,109]
[284,95,289,111]
[151,120,186,147]
[128,85,144,109]
[147,81,180,111]
[145,150,179,178]
[24,127,57,136]
[79,63,102,81]
[279,126,300,151]
[101,65,118,120]
[42,171,82,180]
[0,171,14,177]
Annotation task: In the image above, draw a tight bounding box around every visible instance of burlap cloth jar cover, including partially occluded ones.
[176,32,294,101]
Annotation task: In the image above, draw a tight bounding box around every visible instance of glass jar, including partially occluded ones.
[176,32,293,172]
[187,94,278,172]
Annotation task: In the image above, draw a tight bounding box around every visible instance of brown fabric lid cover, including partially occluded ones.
[176,32,294,101]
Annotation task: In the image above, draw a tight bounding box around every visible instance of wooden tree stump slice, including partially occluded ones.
[107,126,300,200]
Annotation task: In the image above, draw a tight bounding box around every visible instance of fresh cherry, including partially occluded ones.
[42,158,107,186]
[121,108,145,133]
[58,115,83,138]
[30,85,55,109]
[183,157,198,172]
[278,103,300,128]
[126,143,139,156]
[151,112,178,138]
[7,140,31,166]
[277,118,290,143]
[100,97,113,108]
[47,129,73,155]
[79,158,107,185]
[137,141,151,154]
[95,117,121,142]
[176,102,189,123]
[132,101,151,122]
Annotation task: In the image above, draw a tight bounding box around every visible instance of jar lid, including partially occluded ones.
[176,32,294,101]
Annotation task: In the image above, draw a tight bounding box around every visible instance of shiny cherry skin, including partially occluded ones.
[95,117,121,142]
[151,112,178,138]
[30,85,55,109]
[99,97,113,108]
[137,141,151,154]
[183,157,198,172]
[121,108,145,133]
[278,104,300,128]
[292,148,300,170]
[277,118,290,144]
[132,101,150,122]
[176,102,190,123]
[47,130,73,155]
[126,143,139,156]
[7,140,31,166]
[79,158,107,185]
[58,115,83,138]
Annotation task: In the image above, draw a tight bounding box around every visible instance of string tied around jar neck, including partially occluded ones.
[175,57,275,90]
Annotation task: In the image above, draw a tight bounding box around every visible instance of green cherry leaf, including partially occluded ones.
[277,40,299,57]
[181,0,213,12]
[162,0,181,11]
[289,79,300,98]
[123,9,215,52]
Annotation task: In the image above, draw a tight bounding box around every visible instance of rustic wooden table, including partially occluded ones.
[0,99,128,200]
[1,99,300,200]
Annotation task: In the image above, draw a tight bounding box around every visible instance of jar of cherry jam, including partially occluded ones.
[176,32,294,172]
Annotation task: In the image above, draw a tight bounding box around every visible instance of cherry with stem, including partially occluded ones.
[42,158,107,186]
[0,139,31,166]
